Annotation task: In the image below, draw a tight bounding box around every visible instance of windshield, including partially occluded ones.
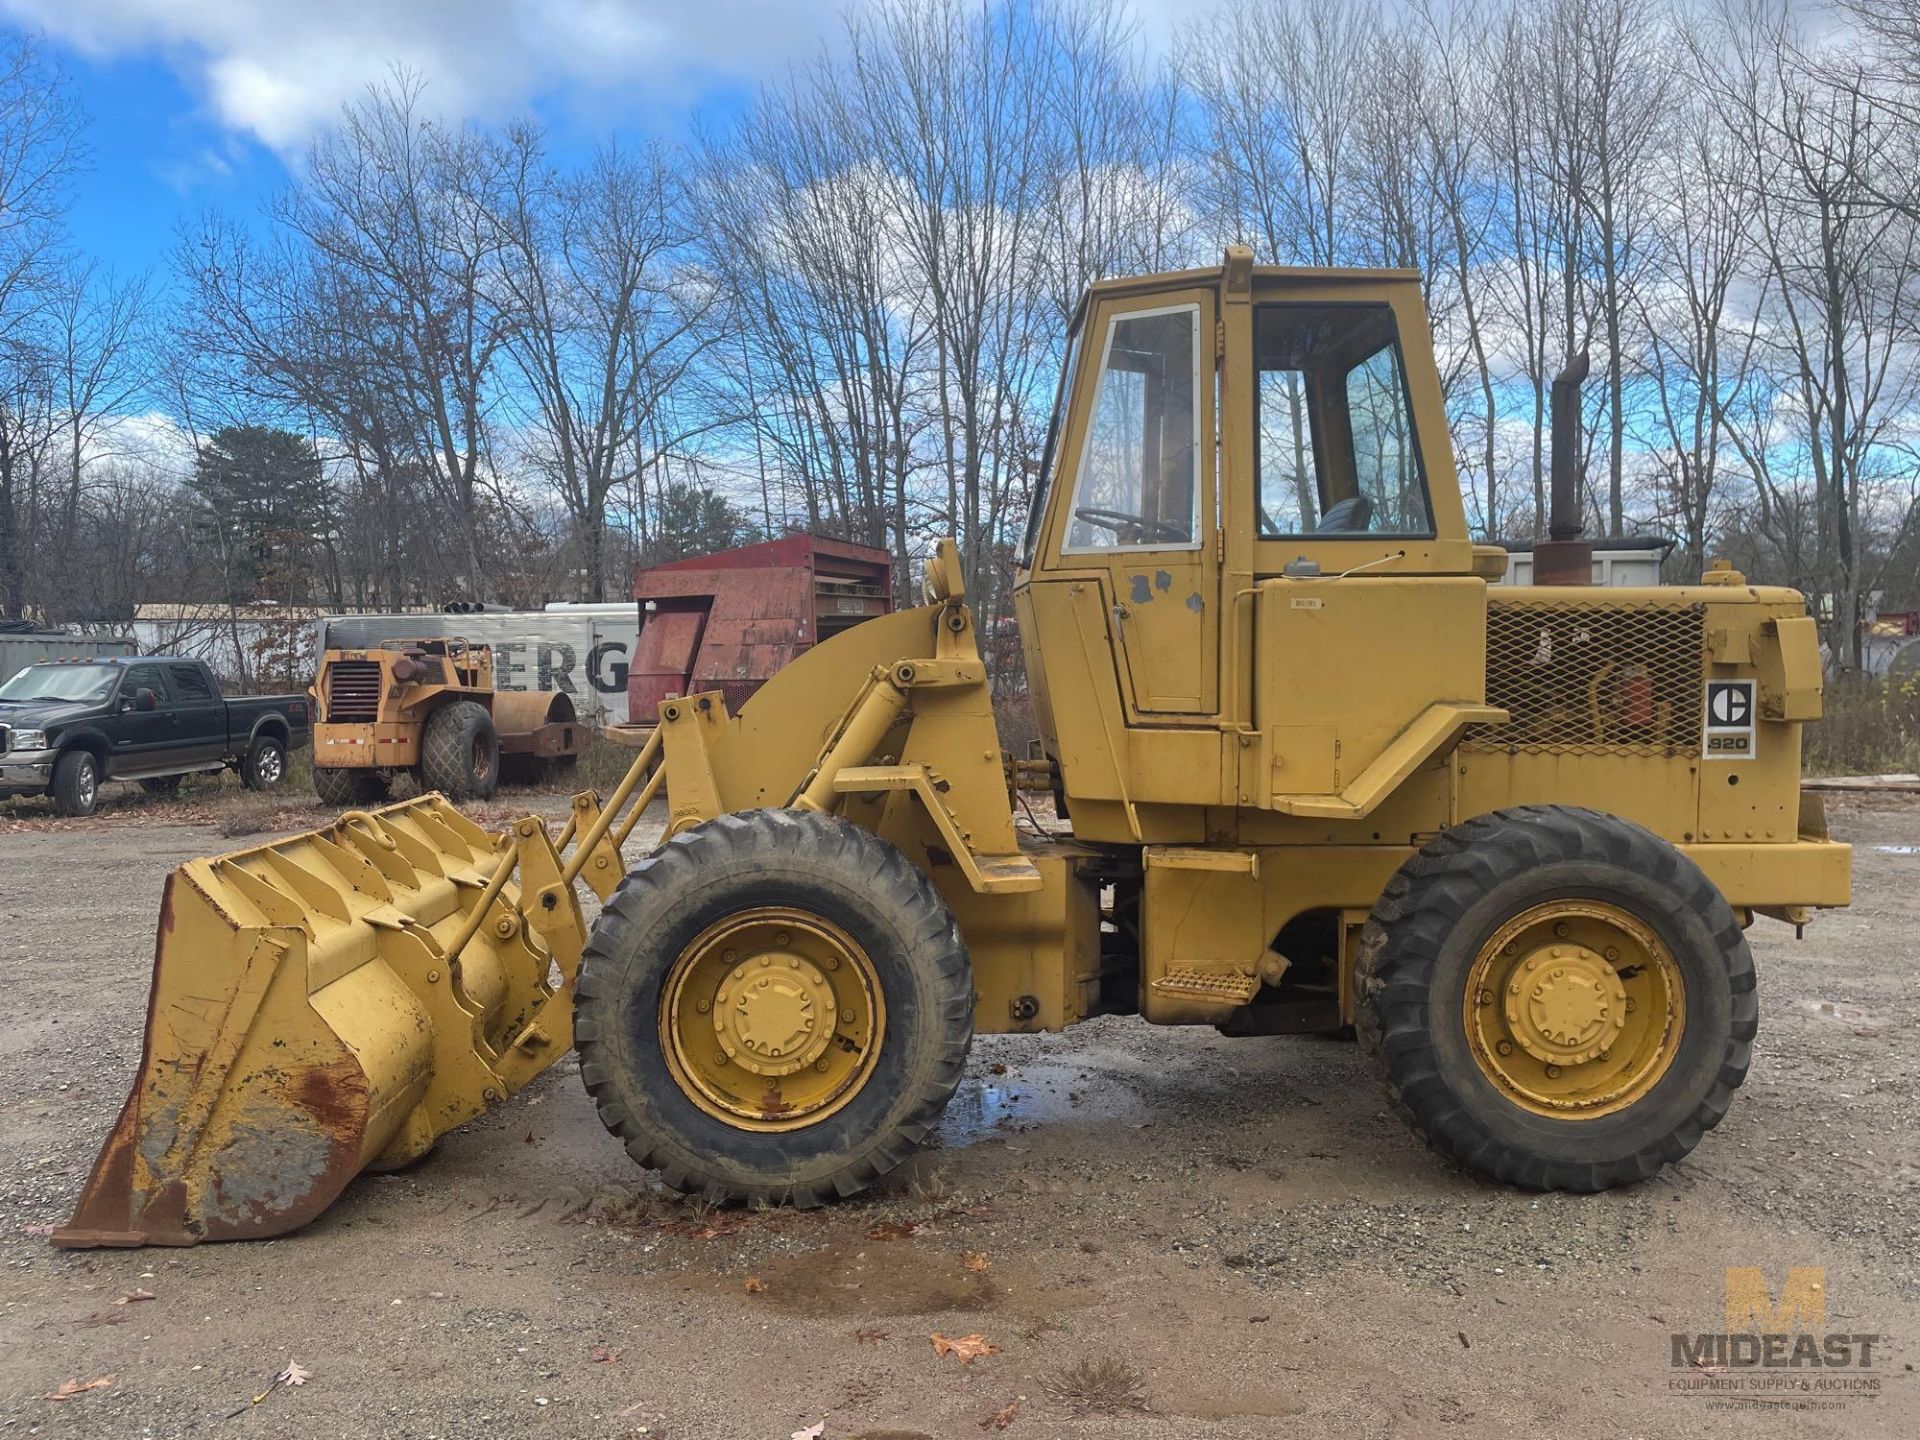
[0,663,119,704]
[1018,324,1085,567]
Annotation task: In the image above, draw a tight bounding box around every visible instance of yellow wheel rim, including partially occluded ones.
[660,907,885,1131]
[1464,900,1684,1119]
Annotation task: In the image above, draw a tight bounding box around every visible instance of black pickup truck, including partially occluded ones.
[0,656,311,816]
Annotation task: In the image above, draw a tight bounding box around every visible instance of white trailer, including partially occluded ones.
[1496,536,1675,587]
[314,604,641,725]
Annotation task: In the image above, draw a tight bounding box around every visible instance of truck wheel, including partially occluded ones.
[421,701,499,799]
[1354,805,1754,1192]
[577,810,973,1207]
[313,766,390,806]
[240,735,287,791]
[51,750,101,817]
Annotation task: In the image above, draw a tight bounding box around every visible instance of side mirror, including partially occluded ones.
[134,688,158,712]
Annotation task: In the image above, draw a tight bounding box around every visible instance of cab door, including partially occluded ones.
[110,662,176,773]
[1059,290,1218,716]
[166,662,227,764]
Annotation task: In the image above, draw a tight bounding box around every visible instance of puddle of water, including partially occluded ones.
[750,1243,999,1316]
[692,1239,1100,1319]
[936,1061,1150,1146]
[1164,1390,1304,1421]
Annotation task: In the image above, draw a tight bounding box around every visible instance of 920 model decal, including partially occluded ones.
[1704,679,1756,760]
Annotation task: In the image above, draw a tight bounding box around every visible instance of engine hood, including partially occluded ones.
[0,698,98,731]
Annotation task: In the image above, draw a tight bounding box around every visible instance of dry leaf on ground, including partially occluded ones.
[792,1425,826,1440]
[981,1397,1021,1430]
[961,1251,990,1273]
[45,1376,114,1402]
[743,1276,766,1294]
[275,1361,312,1388]
[591,1346,622,1363]
[931,1332,998,1364]
[115,1288,156,1305]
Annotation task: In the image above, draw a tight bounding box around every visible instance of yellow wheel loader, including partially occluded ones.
[56,250,1850,1248]
[310,637,583,804]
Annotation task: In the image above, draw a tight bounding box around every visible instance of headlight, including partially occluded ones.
[9,729,47,750]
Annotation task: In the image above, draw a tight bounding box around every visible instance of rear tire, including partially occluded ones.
[421,702,499,799]
[312,766,391,806]
[240,735,287,791]
[1354,805,1754,1192]
[577,809,973,1206]
[51,750,100,817]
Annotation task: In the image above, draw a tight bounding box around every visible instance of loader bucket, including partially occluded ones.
[54,795,585,1248]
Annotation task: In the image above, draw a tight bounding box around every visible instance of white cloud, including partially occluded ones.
[0,0,852,149]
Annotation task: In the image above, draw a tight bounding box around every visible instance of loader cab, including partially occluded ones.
[1015,248,1496,840]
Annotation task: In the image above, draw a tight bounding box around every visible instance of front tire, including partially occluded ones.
[421,701,499,799]
[577,810,973,1206]
[312,766,390,806]
[51,750,100,817]
[1354,805,1754,1192]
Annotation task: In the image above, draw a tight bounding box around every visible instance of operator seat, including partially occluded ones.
[1315,494,1375,533]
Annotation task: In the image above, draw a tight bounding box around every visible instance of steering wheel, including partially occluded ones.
[1073,506,1190,545]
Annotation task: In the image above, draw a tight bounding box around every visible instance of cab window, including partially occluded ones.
[1065,305,1200,552]
[169,664,213,700]
[121,664,170,703]
[1255,304,1433,538]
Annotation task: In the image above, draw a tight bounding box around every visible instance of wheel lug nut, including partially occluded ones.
[1477,989,1493,1007]
[1605,947,1620,961]
[1496,1040,1514,1056]
[1545,1064,1562,1078]
[815,1058,830,1072]
[1554,922,1570,938]
[1625,999,1637,1012]
[775,931,790,946]
[840,1008,854,1023]
[696,999,710,1013]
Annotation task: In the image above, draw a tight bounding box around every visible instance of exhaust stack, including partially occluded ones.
[1534,350,1593,586]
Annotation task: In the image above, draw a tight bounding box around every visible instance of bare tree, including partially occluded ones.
[0,35,83,621]
[486,134,713,599]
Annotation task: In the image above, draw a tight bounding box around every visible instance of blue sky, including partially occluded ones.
[6,0,1197,279]
[2,0,858,277]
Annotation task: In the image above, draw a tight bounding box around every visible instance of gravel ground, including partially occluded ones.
[0,786,1914,1437]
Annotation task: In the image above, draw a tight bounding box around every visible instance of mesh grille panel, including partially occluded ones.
[325,661,383,723]
[1465,599,1706,755]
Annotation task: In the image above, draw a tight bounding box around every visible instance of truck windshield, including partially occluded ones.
[0,664,119,703]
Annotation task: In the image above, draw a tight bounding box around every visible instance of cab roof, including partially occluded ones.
[1072,254,1425,332]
